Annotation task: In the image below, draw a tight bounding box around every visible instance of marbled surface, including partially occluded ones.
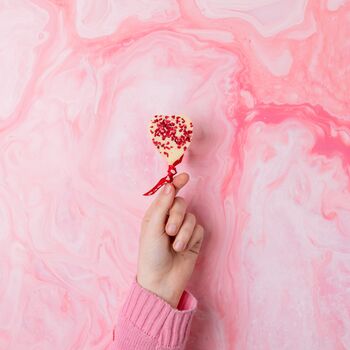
[0,0,350,349]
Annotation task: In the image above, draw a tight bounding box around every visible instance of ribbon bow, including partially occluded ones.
[143,155,184,196]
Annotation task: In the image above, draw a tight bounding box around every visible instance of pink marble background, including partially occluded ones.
[0,0,350,349]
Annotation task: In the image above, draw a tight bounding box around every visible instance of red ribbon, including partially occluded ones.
[143,155,184,196]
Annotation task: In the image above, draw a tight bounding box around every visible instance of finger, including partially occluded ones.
[173,172,189,196]
[186,224,204,255]
[142,183,175,234]
[165,197,187,236]
[173,213,196,252]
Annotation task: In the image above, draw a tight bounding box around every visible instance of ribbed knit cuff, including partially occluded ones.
[115,279,197,349]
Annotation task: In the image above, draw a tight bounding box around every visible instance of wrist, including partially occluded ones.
[136,276,183,308]
[155,287,182,308]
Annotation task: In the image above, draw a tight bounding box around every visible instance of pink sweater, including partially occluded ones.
[111,280,197,350]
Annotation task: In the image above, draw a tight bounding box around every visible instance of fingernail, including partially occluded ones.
[163,183,172,194]
[167,224,177,235]
[174,240,185,251]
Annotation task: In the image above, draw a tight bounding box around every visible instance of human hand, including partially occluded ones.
[137,173,204,308]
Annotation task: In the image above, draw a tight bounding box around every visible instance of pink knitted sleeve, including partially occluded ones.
[110,280,197,350]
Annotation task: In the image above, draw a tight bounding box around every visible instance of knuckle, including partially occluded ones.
[193,225,204,242]
[171,197,186,211]
[196,224,204,233]
[169,212,183,223]
[169,199,186,216]
[153,198,163,209]
[142,213,152,225]
[197,230,204,242]
[141,217,151,231]
[169,207,184,217]
[186,212,196,223]
[175,196,186,206]
[179,225,193,239]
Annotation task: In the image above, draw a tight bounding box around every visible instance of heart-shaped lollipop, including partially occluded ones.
[143,115,193,196]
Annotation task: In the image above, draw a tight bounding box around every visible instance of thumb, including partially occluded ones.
[143,183,175,235]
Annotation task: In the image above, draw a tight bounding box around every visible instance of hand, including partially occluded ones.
[137,173,204,308]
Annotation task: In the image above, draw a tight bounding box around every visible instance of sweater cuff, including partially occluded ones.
[117,279,197,349]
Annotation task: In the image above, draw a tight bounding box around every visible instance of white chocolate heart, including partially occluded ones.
[148,115,193,165]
